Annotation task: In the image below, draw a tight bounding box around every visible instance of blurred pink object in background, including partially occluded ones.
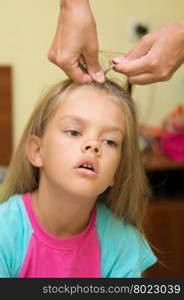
[160,132,184,162]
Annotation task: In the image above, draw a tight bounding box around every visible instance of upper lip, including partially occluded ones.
[75,157,98,174]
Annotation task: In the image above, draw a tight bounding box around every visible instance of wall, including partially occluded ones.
[0,0,184,149]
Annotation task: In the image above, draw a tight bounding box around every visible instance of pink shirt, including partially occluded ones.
[18,194,101,278]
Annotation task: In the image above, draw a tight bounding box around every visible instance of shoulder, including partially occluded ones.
[96,202,139,241]
[0,194,25,219]
[0,195,24,229]
[0,195,32,277]
[0,194,32,233]
[96,203,157,278]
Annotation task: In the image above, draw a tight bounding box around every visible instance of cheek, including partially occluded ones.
[40,135,63,163]
[41,135,79,167]
[104,149,121,174]
[112,154,121,174]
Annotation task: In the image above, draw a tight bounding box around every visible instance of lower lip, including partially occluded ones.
[75,168,97,177]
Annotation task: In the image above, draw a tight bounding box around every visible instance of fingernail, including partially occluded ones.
[93,71,105,83]
[112,56,126,64]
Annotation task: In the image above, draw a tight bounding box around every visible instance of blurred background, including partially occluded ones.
[0,0,184,277]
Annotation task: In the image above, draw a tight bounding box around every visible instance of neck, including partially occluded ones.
[31,184,96,238]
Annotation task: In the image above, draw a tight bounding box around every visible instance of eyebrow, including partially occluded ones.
[59,115,124,135]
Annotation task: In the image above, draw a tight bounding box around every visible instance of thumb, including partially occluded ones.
[83,52,105,83]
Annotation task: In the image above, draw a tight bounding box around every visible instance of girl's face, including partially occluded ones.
[36,87,125,200]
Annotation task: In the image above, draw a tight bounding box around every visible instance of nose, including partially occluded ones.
[81,140,101,156]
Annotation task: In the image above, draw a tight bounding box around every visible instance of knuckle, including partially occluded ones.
[47,51,55,63]
[141,34,150,44]
[149,59,172,81]
[159,69,172,81]
[149,59,160,70]
[56,53,69,67]
[142,34,149,42]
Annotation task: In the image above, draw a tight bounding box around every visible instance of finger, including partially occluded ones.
[48,50,92,83]
[128,73,160,85]
[125,36,152,60]
[113,56,151,77]
[64,64,93,84]
[78,56,105,84]
[83,49,101,72]
[83,52,105,83]
[79,55,87,68]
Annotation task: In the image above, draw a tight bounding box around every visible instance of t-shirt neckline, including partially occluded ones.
[22,193,96,250]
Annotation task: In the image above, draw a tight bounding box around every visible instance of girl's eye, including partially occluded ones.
[102,139,118,147]
[64,130,81,136]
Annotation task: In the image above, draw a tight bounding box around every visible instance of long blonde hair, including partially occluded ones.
[1,79,151,233]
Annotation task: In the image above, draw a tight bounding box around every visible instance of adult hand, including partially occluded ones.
[48,0,104,83]
[112,21,184,84]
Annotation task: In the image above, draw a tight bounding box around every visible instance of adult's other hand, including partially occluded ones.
[112,21,184,84]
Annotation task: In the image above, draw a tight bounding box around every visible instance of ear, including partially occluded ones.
[25,135,43,167]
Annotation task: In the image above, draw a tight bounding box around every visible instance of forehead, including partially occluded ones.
[51,86,124,128]
[55,85,125,121]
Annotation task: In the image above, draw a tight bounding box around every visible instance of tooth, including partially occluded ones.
[82,164,93,169]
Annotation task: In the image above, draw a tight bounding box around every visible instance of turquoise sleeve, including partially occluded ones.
[0,195,32,277]
[96,203,157,278]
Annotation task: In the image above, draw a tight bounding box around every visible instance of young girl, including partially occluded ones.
[0,78,157,278]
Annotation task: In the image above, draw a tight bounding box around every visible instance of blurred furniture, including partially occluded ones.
[0,66,12,166]
[144,148,184,172]
[145,197,184,277]
[143,146,184,277]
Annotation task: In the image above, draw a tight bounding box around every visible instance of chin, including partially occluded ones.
[74,187,108,201]
[60,179,109,200]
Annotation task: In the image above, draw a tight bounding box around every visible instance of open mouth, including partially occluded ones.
[75,160,98,177]
[79,164,95,172]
